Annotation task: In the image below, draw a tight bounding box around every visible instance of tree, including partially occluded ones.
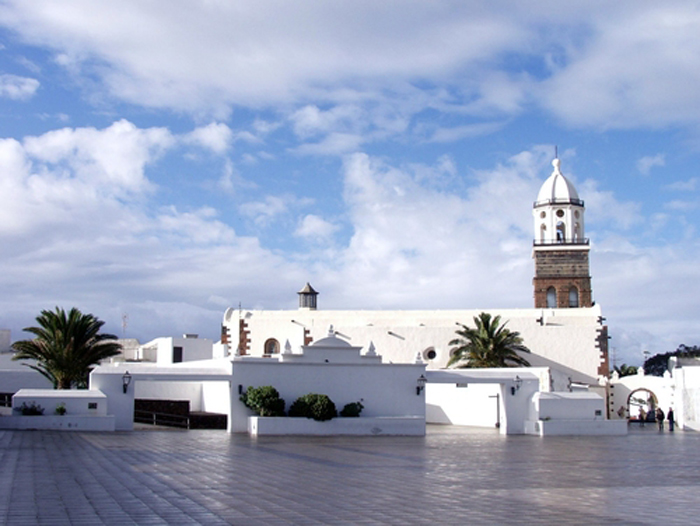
[12,307,121,389]
[611,363,638,377]
[447,312,531,368]
[643,344,700,377]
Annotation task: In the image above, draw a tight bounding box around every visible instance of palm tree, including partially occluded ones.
[447,312,531,368]
[12,307,122,389]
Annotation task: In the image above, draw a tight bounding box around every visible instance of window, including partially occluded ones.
[569,287,579,308]
[173,346,183,363]
[264,338,280,355]
[556,221,566,242]
[423,347,437,361]
[546,287,557,308]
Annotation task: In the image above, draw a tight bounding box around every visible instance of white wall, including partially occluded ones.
[426,383,502,428]
[13,389,108,416]
[227,306,606,384]
[230,360,426,432]
[201,381,231,414]
[0,369,53,391]
[0,330,10,352]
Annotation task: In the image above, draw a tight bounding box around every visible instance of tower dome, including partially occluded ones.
[536,158,581,205]
[533,158,585,245]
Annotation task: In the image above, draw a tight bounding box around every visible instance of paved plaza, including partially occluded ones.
[0,424,698,525]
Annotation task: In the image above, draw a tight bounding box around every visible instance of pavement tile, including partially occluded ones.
[1,426,699,524]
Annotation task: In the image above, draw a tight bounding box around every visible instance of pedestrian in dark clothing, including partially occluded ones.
[668,408,675,431]
[656,408,665,430]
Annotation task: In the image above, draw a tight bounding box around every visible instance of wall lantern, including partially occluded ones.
[416,374,427,395]
[511,375,522,396]
[122,371,132,394]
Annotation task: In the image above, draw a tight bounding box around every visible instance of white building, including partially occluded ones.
[222,158,609,393]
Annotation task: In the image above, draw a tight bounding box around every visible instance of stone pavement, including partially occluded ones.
[0,424,699,525]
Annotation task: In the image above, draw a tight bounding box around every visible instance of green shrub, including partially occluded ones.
[55,403,67,415]
[340,401,364,417]
[19,402,44,416]
[289,393,337,421]
[240,386,286,417]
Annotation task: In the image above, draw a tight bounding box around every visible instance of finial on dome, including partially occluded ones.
[552,157,562,174]
[327,325,334,337]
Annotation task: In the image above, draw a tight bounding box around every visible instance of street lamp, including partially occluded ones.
[511,375,522,396]
[416,374,427,395]
[122,371,132,394]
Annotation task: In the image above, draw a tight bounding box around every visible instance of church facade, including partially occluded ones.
[222,159,609,389]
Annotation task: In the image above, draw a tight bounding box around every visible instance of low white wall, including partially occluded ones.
[535,392,605,421]
[231,361,425,433]
[525,419,627,436]
[249,416,425,436]
[13,389,108,416]
[0,415,115,431]
[426,383,501,428]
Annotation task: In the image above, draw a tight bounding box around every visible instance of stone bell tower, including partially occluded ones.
[533,158,592,308]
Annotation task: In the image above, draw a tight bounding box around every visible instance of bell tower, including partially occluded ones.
[533,158,592,308]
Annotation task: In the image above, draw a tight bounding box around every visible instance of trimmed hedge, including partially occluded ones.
[289,393,337,421]
[340,401,364,417]
[240,386,286,417]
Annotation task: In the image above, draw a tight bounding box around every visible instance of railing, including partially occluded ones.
[134,409,190,429]
[533,198,584,207]
[533,239,589,246]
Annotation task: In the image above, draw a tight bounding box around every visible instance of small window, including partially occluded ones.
[173,346,183,363]
[88,403,98,410]
[423,348,437,361]
[264,338,280,355]
[569,287,579,308]
[546,287,557,308]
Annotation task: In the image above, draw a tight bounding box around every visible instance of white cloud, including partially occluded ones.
[0,73,39,100]
[295,214,339,241]
[666,177,698,192]
[292,133,364,156]
[184,122,232,154]
[664,200,698,211]
[427,121,505,143]
[239,195,291,227]
[539,7,700,128]
[22,119,174,195]
[637,154,665,176]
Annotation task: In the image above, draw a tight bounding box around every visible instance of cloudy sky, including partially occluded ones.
[1,1,699,366]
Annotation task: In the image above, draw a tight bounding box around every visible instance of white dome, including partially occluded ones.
[536,159,580,205]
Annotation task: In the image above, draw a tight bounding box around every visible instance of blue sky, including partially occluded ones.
[1,1,699,366]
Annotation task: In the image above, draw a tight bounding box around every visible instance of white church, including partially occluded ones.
[222,158,609,392]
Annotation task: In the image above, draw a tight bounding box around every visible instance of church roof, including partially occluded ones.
[535,158,581,206]
[298,282,318,295]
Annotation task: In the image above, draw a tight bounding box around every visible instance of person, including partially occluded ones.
[656,407,665,430]
[668,408,675,431]
[639,407,646,426]
[617,405,626,419]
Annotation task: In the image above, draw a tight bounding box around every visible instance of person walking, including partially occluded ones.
[668,408,675,431]
[656,407,665,430]
[639,407,646,426]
